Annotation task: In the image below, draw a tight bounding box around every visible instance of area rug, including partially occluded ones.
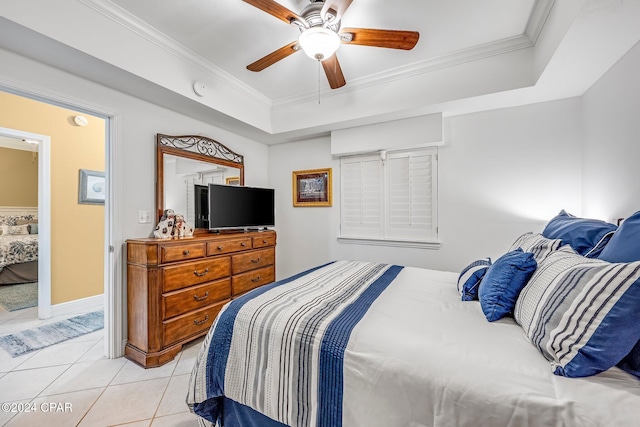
[0,310,103,357]
[0,282,38,311]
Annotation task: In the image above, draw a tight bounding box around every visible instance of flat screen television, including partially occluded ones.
[208,184,275,231]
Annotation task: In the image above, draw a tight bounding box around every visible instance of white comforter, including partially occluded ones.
[189,262,640,427]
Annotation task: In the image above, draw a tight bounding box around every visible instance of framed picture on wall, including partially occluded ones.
[78,169,105,205]
[225,176,240,186]
[292,168,332,207]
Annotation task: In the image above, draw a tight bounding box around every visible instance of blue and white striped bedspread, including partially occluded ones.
[187,260,402,427]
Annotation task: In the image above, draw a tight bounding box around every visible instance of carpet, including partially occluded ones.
[0,282,38,311]
[0,310,103,357]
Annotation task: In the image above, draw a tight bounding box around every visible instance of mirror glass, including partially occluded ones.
[156,134,244,234]
[163,154,241,228]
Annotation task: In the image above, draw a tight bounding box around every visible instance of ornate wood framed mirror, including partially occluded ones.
[156,134,244,234]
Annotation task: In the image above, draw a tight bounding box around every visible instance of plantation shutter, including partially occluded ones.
[340,154,383,239]
[385,150,436,241]
[340,147,438,244]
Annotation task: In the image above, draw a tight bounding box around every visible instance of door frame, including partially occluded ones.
[0,127,51,319]
[0,80,124,359]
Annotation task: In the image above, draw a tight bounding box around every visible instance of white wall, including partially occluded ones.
[0,47,270,348]
[270,98,583,277]
[0,47,269,242]
[582,41,640,222]
[269,137,340,279]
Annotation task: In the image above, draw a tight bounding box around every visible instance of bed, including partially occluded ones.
[0,214,38,285]
[187,211,640,427]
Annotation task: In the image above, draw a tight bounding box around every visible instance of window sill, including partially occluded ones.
[337,236,441,249]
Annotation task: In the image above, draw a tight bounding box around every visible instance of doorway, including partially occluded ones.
[0,85,120,359]
[0,128,51,319]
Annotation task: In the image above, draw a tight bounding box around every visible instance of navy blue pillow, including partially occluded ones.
[457,258,491,301]
[542,210,617,257]
[618,340,640,380]
[598,211,640,262]
[478,249,537,322]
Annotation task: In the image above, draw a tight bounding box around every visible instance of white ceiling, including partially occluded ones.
[108,0,537,102]
[1,0,640,144]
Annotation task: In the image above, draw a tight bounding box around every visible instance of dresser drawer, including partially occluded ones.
[163,278,231,319]
[160,243,206,263]
[163,302,225,346]
[232,248,275,274]
[207,237,252,256]
[162,257,230,292]
[232,266,275,296]
[253,234,276,249]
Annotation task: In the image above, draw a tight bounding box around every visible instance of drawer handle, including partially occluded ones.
[241,242,247,247]
[194,315,209,325]
[262,240,267,244]
[217,245,224,250]
[251,257,261,264]
[194,268,209,277]
[193,291,209,301]
[251,275,262,283]
[183,250,190,256]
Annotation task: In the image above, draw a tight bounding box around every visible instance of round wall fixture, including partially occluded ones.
[193,81,207,97]
[74,115,88,126]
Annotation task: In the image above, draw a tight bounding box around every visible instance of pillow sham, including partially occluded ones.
[514,250,640,378]
[598,211,640,263]
[509,232,563,263]
[457,258,491,301]
[542,210,617,257]
[0,224,29,235]
[478,249,537,322]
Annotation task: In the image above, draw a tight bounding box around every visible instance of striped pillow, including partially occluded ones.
[457,258,491,301]
[514,250,640,378]
[509,232,564,263]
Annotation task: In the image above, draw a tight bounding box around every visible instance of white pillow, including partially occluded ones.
[0,224,29,235]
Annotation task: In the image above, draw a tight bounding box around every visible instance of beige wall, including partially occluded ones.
[0,147,38,206]
[0,91,105,305]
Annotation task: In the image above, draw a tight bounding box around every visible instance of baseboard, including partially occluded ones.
[50,293,104,317]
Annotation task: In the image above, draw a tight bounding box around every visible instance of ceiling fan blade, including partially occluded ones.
[321,0,354,23]
[322,54,346,89]
[247,41,300,72]
[242,0,303,25]
[340,28,420,50]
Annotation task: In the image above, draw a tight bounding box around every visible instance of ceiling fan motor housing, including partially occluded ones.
[299,2,340,32]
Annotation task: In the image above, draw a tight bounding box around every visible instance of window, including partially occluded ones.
[339,147,438,247]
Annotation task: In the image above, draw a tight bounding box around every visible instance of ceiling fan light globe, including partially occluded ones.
[298,27,341,61]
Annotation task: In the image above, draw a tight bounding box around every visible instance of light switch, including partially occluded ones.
[138,210,151,224]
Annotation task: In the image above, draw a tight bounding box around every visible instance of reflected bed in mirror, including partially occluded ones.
[156,134,244,235]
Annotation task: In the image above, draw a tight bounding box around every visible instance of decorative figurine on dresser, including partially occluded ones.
[126,134,276,368]
[153,209,194,238]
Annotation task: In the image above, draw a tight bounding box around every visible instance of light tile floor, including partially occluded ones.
[0,305,203,426]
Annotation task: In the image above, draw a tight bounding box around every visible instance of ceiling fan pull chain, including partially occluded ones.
[317,59,321,105]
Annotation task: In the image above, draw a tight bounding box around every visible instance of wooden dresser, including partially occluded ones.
[125,231,276,367]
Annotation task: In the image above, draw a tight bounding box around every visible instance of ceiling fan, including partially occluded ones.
[243,0,420,89]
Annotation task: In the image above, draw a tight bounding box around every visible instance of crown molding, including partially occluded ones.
[78,0,272,108]
[272,34,534,109]
[77,0,550,114]
[525,0,556,44]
